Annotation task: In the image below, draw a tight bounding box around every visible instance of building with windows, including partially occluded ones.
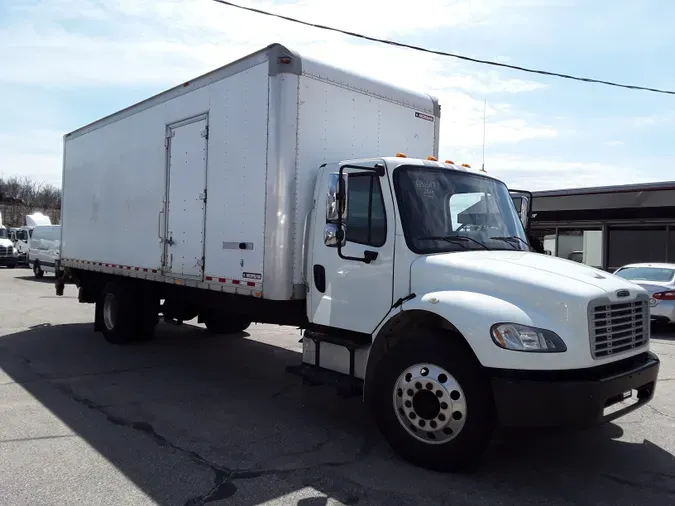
[529,181,675,272]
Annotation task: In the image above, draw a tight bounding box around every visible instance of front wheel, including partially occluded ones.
[33,261,44,278]
[371,333,495,472]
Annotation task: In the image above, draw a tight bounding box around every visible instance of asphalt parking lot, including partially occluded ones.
[1,268,674,505]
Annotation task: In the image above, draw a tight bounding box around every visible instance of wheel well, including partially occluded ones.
[363,310,477,406]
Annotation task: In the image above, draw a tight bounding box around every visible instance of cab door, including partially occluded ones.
[307,163,396,335]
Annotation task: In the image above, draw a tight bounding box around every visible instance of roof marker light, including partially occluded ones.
[427,156,438,161]
[445,160,455,164]
[461,163,471,168]
[396,152,407,158]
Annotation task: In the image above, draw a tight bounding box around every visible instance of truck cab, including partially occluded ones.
[0,225,19,269]
[301,155,659,471]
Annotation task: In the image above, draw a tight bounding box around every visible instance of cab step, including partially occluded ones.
[285,328,369,397]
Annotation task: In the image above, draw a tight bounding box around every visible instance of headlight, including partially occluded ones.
[12,247,18,257]
[490,323,567,353]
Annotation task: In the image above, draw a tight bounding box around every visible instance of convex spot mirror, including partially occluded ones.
[326,172,348,222]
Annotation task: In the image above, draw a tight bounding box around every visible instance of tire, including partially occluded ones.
[202,312,251,335]
[371,332,495,472]
[98,280,158,344]
[33,261,44,279]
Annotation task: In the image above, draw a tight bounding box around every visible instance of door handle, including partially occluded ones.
[165,237,175,246]
[157,209,164,240]
[313,264,326,293]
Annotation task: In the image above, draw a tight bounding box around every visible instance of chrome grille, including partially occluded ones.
[0,246,10,257]
[590,300,649,359]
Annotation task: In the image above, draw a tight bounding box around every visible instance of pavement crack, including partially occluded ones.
[603,472,675,495]
[646,404,675,421]
[0,434,76,444]
[42,363,182,381]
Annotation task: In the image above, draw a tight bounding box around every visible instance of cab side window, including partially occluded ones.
[345,174,387,247]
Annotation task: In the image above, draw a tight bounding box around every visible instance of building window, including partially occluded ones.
[344,174,387,247]
[608,226,667,270]
[530,227,604,268]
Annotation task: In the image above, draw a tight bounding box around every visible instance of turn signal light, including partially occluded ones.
[427,156,438,161]
[653,291,675,300]
[396,152,407,158]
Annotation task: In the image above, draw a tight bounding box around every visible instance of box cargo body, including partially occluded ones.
[60,43,440,301]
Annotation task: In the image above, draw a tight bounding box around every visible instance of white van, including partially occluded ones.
[15,213,52,265]
[28,225,61,278]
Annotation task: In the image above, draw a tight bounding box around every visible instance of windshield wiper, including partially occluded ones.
[417,235,490,250]
[490,236,531,251]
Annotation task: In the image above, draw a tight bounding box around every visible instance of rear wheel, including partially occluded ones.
[371,332,495,472]
[202,311,251,335]
[98,280,158,344]
[33,261,44,278]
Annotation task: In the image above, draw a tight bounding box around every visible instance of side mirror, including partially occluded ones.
[326,173,348,222]
[509,191,531,231]
[324,223,346,247]
[517,196,529,229]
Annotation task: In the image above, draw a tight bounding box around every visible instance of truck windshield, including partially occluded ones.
[393,165,528,254]
[0,229,6,239]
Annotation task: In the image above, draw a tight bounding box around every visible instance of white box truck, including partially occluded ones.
[55,44,659,472]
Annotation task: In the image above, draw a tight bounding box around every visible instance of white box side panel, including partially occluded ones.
[61,62,270,275]
[203,63,269,284]
[291,74,437,286]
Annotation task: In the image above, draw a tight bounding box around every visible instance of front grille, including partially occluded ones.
[0,246,10,257]
[590,300,649,359]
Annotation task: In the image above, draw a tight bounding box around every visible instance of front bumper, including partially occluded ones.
[0,256,17,267]
[490,351,660,428]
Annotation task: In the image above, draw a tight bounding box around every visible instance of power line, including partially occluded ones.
[212,0,675,96]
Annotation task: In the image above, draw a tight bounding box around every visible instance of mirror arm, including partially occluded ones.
[336,164,384,264]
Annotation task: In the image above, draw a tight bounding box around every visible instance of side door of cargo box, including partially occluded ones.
[163,114,208,279]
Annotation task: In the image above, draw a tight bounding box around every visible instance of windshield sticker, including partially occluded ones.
[415,179,437,199]
[415,112,434,122]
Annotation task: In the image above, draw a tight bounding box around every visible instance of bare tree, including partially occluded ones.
[0,175,61,227]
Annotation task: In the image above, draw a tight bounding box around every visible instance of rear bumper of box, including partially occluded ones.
[490,351,660,428]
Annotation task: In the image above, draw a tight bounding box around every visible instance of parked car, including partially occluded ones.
[27,224,61,278]
[614,263,675,325]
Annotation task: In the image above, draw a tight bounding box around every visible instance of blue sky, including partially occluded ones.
[1,0,674,190]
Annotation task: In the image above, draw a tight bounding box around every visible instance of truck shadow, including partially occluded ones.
[1,322,674,505]
[15,274,55,284]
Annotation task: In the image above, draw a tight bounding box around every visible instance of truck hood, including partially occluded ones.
[410,250,646,306]
[0,238,13,248]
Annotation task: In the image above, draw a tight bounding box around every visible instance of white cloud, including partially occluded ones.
[0,130,64,187]
[0,0,579,186]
